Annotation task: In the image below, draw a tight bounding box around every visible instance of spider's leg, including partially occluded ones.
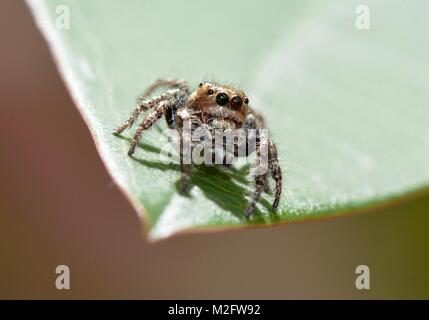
[175,110,194,193]
[128,101,168,156]
[245,129,269,217]
[268,137,282,211]
[115,89,182,135]
[138,78,189,104]
[114,103,148,135]
[243,111,282,215]
[245,171,267,218]
[178,127,192,193]
[264,176,271,194]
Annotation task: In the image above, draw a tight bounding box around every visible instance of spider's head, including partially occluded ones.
[191,82,249,124]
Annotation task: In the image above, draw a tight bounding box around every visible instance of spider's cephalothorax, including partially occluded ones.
[114,79,282,217]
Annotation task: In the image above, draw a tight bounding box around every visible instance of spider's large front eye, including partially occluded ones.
[216,92,229,106]
[231,96,243,109]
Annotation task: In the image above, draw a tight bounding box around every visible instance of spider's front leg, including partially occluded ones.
[268,137,282,211]
[179,129,192,193]
[243,113,270,193]
[245,172,268,218]
[244,111,282,217]
[176,110,193,193]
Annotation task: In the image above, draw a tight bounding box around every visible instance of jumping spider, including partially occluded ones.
[114,79,282,217]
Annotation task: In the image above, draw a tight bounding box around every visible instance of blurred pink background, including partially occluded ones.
[0,1,428,299]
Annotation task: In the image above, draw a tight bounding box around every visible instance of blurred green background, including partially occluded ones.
[0,1,428,299]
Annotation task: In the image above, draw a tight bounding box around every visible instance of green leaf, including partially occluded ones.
[28,0,429,240]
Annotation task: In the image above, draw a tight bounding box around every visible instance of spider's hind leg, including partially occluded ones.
[127,101,169,156]
[115,79,188,135]
[138,78,189,104]
[114,96,160,135]
[115,86,186,134]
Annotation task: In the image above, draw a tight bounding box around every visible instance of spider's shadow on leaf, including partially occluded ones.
[115,135,277,222]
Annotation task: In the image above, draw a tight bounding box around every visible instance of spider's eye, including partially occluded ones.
[207,89,214,95]
[244,97,249,104]
[216,92,229,106]
[231,96,243,109]
[199,82,203,87]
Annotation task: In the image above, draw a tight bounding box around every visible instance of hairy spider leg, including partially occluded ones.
[243,111,282,216]
[128,101,170,156]
[179,129,191,193]
[268,137,282,211]
[243,112,271,193]
[245,139,268,217]
[138,78,189,104]
[114,89,182,135]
